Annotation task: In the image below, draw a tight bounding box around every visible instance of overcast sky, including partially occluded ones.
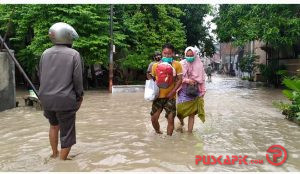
[203,4,219,43]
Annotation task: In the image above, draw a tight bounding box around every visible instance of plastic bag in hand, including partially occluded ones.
[144,79,159,101]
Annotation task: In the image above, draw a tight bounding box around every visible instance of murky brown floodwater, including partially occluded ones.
[0,74,299,171]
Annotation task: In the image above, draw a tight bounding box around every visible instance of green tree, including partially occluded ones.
[115,5,186,70]
[176,4,216,56]
[0,4,213,86]
[214,4,300,47]
[0,5,123,73]
[239,54,259,80]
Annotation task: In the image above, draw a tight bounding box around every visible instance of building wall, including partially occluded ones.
[253,41,267,65]
[220,42,239,55]
[220,40,300,81]
[211,53,221,64]
[279,59,300,76]
[253,41,267,81]
[220,42,239,74]
[0,51,16,112]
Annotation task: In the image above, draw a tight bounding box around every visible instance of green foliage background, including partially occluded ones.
[214,4,300,47]
[0,4,214,75]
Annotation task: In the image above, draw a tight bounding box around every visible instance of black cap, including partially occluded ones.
[154,51,161,56]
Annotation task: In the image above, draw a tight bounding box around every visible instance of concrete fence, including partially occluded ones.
[112,85,145,93]
[0,50,16,112]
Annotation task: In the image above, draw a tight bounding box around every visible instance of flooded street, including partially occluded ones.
[0,74,299,172]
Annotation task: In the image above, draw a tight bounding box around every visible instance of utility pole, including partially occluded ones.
[219,43,222,71]
[229,42,232,75]
[109,4,114,93]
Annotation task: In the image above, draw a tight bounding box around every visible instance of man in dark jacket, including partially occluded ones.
[38,22,83,160]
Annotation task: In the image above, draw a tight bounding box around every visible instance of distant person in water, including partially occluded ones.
[38,22,83,160]
[206,64,212,82]
[150,43,183,136]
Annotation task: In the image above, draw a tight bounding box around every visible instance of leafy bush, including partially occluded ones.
[239,54,259,80]
[274,78,300,122]
[258,59,287,86]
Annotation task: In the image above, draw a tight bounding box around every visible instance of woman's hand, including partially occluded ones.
[166,90,176,99]
[188,79,197,85]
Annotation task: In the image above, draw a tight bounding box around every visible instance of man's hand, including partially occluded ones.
[146,72,153,80]
[167,74,183,99]
[77,96,83,110]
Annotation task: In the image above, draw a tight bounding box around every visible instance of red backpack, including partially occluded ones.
[155,62,176,89]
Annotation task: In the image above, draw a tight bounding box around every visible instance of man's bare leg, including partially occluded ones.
[60,147,71,160]
[188,115,195,133]
[49,125,59,158]
[151,109,163,134]
[167,113,175,136]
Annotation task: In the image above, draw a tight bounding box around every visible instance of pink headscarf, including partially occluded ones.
[178,46,206,95]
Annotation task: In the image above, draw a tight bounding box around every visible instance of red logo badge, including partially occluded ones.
[266,145,287,166]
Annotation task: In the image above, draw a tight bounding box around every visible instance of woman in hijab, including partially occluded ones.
[177,46,206,133]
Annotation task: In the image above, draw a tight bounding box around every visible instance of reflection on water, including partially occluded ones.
[0,74,299,171]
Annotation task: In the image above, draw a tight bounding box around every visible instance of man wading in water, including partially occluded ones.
[150,43,183,136]
[38,22,83,160]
